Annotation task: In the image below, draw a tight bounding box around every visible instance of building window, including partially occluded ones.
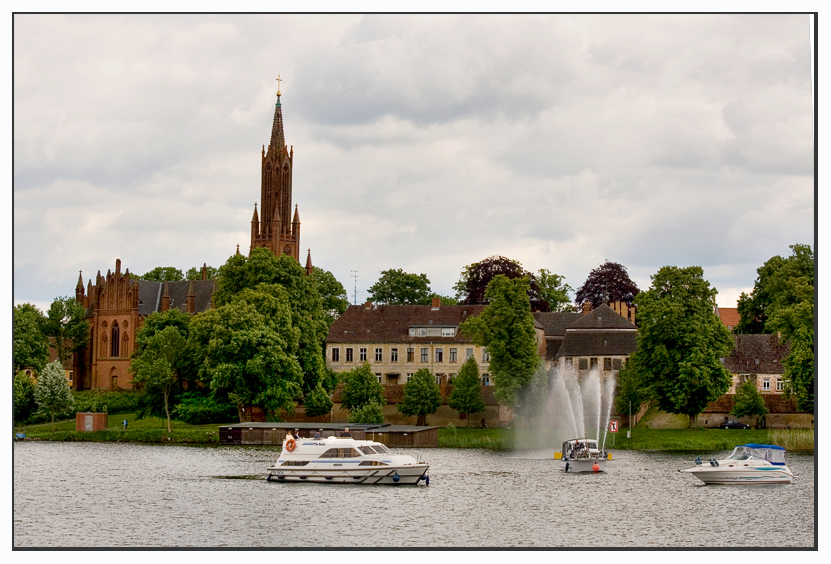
[590,358,598,370]
[763,379,770,392]
[481,373,490,386]
[111,322,120,358]
[578,358,588,370]
[391,348,399,362]
[360,348,367,362]
[435,374,442,385]
[612,358,622,370]
[331,348,340,362]
[406,373,414,382]
[466,348,474,359]
[435,348,443,363]
[407,348,414,362]
[442,327,455,337]
[565,358,573,367]
[421,348,429,363]
[776,379,784,392]
[449,348,457,363]
[603,358,612,371]
[482,349,490,362]
[375,373,382,383]
[346,348,353,362]
[375,348,383,362]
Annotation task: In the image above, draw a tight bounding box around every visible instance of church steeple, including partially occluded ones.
[269,76,286,156]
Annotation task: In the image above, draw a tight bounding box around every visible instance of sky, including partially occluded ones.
[12,13,816,312]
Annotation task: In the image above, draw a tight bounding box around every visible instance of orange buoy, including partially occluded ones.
[592,462,600,472]
[286,438,296,452]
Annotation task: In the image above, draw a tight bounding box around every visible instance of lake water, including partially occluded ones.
[13,442,815,548]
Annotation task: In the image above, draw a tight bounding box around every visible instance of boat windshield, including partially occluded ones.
[725,445,787,465]
[358,446,377,455]
[372,444,390,454]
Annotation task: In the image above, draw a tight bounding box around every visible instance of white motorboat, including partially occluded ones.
[266,435,430,485]
[681,443,794,484]
[554,438,612,472]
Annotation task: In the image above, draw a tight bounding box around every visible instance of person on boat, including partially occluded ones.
[313,429,322,439]
[342,428,351,437]
[294,428,302,439]
[285,431,294,441]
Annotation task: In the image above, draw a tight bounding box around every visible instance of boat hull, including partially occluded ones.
[266,463,429,485]
[682,466,793,484]
[563,458,607,473]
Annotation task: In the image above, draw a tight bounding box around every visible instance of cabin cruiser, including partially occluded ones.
[681,444,794,484]
[554,438,612,472]
[266,435,430,485]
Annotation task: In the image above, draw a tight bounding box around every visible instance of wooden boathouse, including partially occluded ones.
[219,422,438,447]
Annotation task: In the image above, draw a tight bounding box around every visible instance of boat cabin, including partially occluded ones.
[725,444,787,465]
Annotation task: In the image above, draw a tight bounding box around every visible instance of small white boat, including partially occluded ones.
[681,443,794,484]
[266,435,430,485]
[554,438,612,472]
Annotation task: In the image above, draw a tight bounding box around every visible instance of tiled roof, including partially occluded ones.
[557,332,638,357]
[327,304,487,344]
[722,334,789,374]
[567,303,637,330]
[717,307,741,329]
[533,312,584,336]
[137,280,215,316]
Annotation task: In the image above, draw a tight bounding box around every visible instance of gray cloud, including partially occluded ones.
[13,14,814,311]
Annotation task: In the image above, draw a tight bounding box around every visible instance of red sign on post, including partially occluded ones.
[609,421,619,433]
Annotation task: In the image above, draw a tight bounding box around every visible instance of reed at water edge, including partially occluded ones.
[767,429,814,451]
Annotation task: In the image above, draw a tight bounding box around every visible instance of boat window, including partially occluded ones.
[358,446,376,455]
[319,448,361,459]
[280,460,310,466]
[373,444,390,454]
[358,460,389,466]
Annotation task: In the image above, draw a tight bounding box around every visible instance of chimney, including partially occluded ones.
[582,301,592,314]
[161,282,170,312]
[432,297,441,310]
[364,300,372,310]
[186,281,195,314]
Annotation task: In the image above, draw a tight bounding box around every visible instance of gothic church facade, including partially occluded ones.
[72,85,310,390]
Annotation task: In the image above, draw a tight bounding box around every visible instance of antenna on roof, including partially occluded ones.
[350,270,363,305]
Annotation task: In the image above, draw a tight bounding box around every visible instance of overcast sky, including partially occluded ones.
[13,13,815,312]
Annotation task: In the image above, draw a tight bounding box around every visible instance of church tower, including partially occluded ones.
[251,76,300,261]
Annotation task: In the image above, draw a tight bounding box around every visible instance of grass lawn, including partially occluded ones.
[14,413,233,444]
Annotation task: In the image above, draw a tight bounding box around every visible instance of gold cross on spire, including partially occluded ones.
[276,75,282,96]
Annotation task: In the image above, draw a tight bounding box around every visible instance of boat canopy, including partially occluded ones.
[726,444,787,465]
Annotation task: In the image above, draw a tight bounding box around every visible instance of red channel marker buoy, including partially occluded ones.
[592,463,600,472]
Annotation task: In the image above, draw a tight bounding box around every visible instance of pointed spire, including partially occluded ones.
[76,270,84,291]
[252,202,259,223]
[305,248,313,276]
[269,77,286,154]
[293,204,300,224]
[236,244,240,255]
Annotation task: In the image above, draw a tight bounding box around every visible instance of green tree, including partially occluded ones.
[185,265,218,280]
[188,297,303,421]
[214,248,329,395]
[13,303,49,373]
[131,326,188,432]
[430,293,458,305]
[731,379,768,429]
[574,260,639,309]
[348,400,385,424]
[310,266,349,326]
[303,383,334,418]
[14,371,38,423]
[536,269,575,312]
[139,266,184,282]
[460,275,540,409]
[613,360,648,420]
[43,297,90,366]
[735,244,814,412]
[367,268,433,305]
[340,363,386,411]
[448,355,486,426]
[454,255,550,311]
[398,368,443,426]
[630,266,734,428]
[133,309,198,390]
[34,360,75,431]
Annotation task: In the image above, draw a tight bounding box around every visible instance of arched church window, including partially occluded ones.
[122,333,130,357]
[101,334,108,359]
[111,322,120,358]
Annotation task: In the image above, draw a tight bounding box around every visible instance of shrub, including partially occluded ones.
[172,392,238,425]
[14,371,38,423]
[348,400,385,425]
[73,390,139,414]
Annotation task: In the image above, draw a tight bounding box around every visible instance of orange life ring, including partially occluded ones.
[285,438,296,452]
